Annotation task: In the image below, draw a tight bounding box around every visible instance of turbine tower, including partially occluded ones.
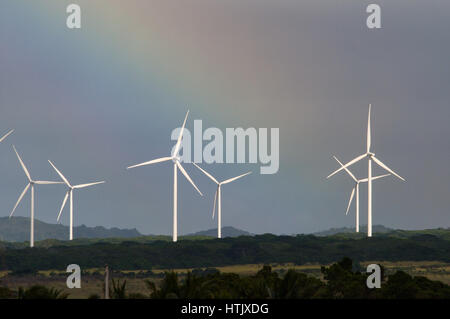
[327,104,405,237]
[126,110,203,242]
[9,146,63,247]
[193,163,251,239]
[48,160,105,240]
[332,156,390,232]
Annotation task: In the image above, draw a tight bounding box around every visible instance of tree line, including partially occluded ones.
[1,234,449,272]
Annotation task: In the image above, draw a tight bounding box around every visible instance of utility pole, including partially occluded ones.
[105,264,110,299]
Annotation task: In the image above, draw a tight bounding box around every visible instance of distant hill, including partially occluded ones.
[186,226,253,238]
[313,225,393,236]
[2,216,448,247]
[0,217,251,243]
[0,217,142,242]
[313,225,450,241]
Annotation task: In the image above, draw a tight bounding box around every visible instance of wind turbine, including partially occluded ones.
[0,129,14,143]
[9,146,63,247]
[126,110,203,242]
[332,156,390,233]
[48,160,105,241]
[327,104,405,237]
[193,163,251,239]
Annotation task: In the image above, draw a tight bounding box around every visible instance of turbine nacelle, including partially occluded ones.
[171,156,181,164]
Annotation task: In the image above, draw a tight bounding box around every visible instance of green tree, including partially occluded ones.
[111,279,127,299]
[380,271,418,299]
[277,269,325,298]
[0,286,15,299]
[321,257,374,299]
[146,271,180,299]
[18,285,69,299]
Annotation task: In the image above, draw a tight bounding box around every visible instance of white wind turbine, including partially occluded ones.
[0,129,14,144]
[126,110,203,242]
[327,104,405,237]
[193,163,251,239]
[332,156,390,233]
[48,160,105,241]
[9,146,63,247]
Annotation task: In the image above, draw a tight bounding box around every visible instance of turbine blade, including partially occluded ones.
[13,146,31,181]
[221,172,252,185]
[212,187,218,219]
[346,187,356,215]
[57,191,70,222]
[367,104,371,153]
[173,110,189,157]
[176,161,203,196]
[48,160,71,187]
[192,163,219,184]
[10,183,30,218]
[360,174,390,183]
[127,157,172,169]
[326,154,366,179]
[371,173,391,181]
[0,129,14,143]
[333,155,357,182]
[73,181,105,189]
[34,181,64,185]
[372,156,405,181]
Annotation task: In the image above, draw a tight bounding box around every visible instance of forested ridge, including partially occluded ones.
[1,232,449,272]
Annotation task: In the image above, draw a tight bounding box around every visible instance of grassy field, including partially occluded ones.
[0,275,156,299]
[1,261,449,298]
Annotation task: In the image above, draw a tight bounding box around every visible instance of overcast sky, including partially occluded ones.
[0,0,449,236]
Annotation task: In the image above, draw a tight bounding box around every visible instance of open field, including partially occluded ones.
[149,263,322,275]
[159,261,450,285]
[1,261,449,298]
[0,274,156,299]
